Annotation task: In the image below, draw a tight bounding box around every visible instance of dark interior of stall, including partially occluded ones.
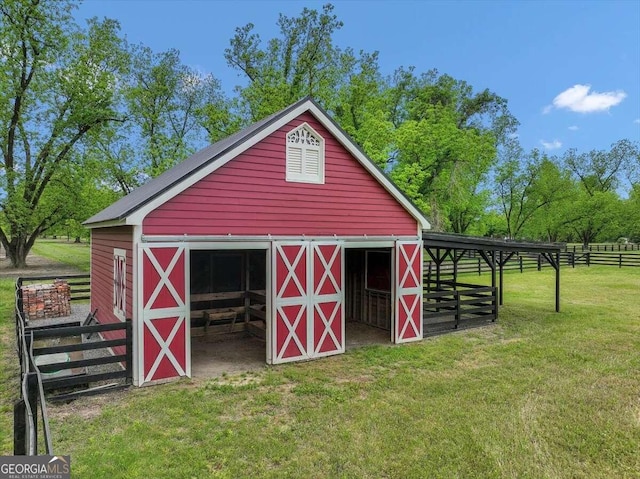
[189,250,267,341]
[344,248,392,347]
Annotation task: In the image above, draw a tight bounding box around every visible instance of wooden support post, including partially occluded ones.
[477,257,481,276]
[244,252,250,323]
[436,248,441,290]
[519,255,523,273]
[537,254,541,271]
[499,251,504,306]
[125,319,133,384]
[555,251,561,313]
[491,251,497,321]
[454,290,460,329]
[619,254,622,268]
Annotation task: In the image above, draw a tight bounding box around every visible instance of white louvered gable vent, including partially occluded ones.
[286,123,324,184]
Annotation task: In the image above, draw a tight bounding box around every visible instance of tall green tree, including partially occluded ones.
[495,143,570,239]
[87,46,227,194]
[223,3,350,122]
[390,70,517,231]
[0,0,128,267]
[562,140,639,245]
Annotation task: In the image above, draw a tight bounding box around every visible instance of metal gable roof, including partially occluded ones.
[85,97,431,230]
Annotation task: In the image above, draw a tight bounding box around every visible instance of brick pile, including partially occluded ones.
[21,280,71,320]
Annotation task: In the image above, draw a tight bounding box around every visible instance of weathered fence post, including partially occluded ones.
[619,254,622,268]
[125,318,133,384]
[13,399,26,455]
[537,254,541,271]
[587,252,590,266]
[519,255,523,273]
[26,372,38,455]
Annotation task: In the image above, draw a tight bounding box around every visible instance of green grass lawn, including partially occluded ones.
[1,248,639,477]
[31,238,90,272]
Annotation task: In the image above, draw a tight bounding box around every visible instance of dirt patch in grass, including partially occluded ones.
[0,252,83,278]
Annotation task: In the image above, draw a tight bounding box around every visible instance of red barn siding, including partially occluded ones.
[143,113,418,236]
[90,227,133,353]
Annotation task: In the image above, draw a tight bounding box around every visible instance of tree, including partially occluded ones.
[562,140,639,245]
[0,0,128,267]
[85,46,227,195]
[495,143,570,239]
[390,70,517,231]
[222,4,366,124]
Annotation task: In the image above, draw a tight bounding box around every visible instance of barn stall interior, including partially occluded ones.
[344,248,393,348]
[189,248,268,377]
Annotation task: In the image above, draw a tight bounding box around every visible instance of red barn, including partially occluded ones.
[85,98,430,386]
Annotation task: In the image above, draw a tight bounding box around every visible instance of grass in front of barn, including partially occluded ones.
[31,238,90,272]
[47,266,640,478]
[1,244,639,476]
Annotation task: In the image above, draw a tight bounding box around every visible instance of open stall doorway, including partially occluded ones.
[189,249,268,377]
[344,248,393,349]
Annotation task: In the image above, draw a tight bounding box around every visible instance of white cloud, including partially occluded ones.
[540,139,562,150]
[545,84,626,114]
[568,125,579,131]
[634,118,640,124]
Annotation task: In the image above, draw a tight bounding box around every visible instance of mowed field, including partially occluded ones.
[0,241,639,478]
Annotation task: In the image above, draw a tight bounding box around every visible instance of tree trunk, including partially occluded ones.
[4,235,31,268]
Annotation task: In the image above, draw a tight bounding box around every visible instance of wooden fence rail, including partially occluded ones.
[13,275,132,455]
[423,281,497,336]
[425,251,640,278]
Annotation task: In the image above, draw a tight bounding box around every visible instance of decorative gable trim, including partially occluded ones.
[286,122,324,184]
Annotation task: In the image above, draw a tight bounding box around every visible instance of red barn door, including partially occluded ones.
[271,242,310,364]
[311,242,344,358]
[139,244,189,384]
[395,241,423,343]
[271,241,345,363]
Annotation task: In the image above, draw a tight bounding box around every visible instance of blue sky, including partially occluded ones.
[75,0,640,155]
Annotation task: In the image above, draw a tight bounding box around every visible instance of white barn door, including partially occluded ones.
[394,241,423,343]
[138,244,190,384]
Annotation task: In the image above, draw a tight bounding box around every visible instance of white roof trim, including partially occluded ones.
[85,218,127,229]
[128,100,431,230]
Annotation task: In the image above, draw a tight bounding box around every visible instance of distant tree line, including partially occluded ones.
[1,1,639,267]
